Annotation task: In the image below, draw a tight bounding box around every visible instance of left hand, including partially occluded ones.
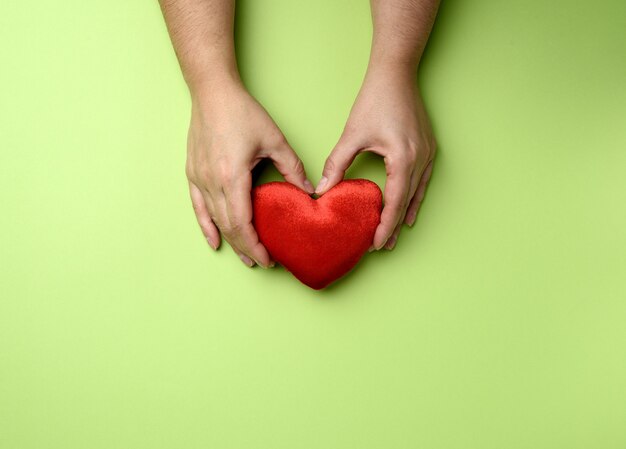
[315,65,436,250]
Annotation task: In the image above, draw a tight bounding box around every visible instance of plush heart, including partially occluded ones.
[252,179,382,290]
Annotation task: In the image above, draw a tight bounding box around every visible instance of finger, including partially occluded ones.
[230,239,257,268]
[203,183,253,263]
[373,159,412,250]
[189,181,220,250]
[385,169,419,250]
[223,171,273,268]
[405,160,434,227]
[213,200,257,268]
[203,167,262,268]
[315,137,360,195]
[266,138,314,194]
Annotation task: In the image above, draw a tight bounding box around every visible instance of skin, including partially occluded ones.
[158,0,439,267]
[316,0,440,250]
[159,0,314,268]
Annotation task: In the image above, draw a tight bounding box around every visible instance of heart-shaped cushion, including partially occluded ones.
[252,179,382,289]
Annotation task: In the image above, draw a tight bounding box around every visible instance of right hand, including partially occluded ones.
[186,78,314,268]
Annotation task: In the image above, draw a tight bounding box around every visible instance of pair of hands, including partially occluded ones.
[186,67,436,268]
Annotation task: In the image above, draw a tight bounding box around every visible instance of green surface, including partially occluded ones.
[1,0,626,447]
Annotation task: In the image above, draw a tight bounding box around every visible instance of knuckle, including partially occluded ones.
[187,166,205,186]
[229,221,243,234]
[220,223,235,236]
[394,150,417,174]
[405,153,417,168]
[430,136,437,150]
[387,153,409,172]
[202,166,215,183]
[386,199,404,214]
[390,202,404,214]
[210,215,221,228]
[324,156,337,174]
[405,144,418,166]
[185,161,194,180]
[215,162,233,185]
[292,157,305,175]
[430,138,438,158]
[189,164,212,186]
[221,215,244,236]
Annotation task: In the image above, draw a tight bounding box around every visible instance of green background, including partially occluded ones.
[1,0,625,447]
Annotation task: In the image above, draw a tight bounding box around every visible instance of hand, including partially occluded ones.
[316,66,436,250]
[186,78,314,267]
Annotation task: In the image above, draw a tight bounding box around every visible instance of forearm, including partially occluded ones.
[158,0,239,95]
[368,0,440,74]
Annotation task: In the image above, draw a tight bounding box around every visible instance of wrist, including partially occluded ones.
[368,48,419,74]
[189,76,253,127]
[366,47,420,87]
[363,56,419,90]
[188,68,245,105]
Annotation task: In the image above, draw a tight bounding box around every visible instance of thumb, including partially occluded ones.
[268,140,314,194]
[316,139,359,195]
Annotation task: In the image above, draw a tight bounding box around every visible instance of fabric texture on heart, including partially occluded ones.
[252,179,382,290]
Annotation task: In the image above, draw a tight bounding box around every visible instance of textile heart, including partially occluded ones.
[252,179,382,289]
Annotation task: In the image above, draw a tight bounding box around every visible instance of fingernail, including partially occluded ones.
[207,236,217,250]
[303,179,315,193]
[385,235,398,250]
[315,176,327,194]
[239,254,255,267]
[407,213,416,227]
[368,245,375,252]
[268,261,276,268]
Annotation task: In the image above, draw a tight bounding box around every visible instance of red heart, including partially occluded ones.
[252,179,382,289]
